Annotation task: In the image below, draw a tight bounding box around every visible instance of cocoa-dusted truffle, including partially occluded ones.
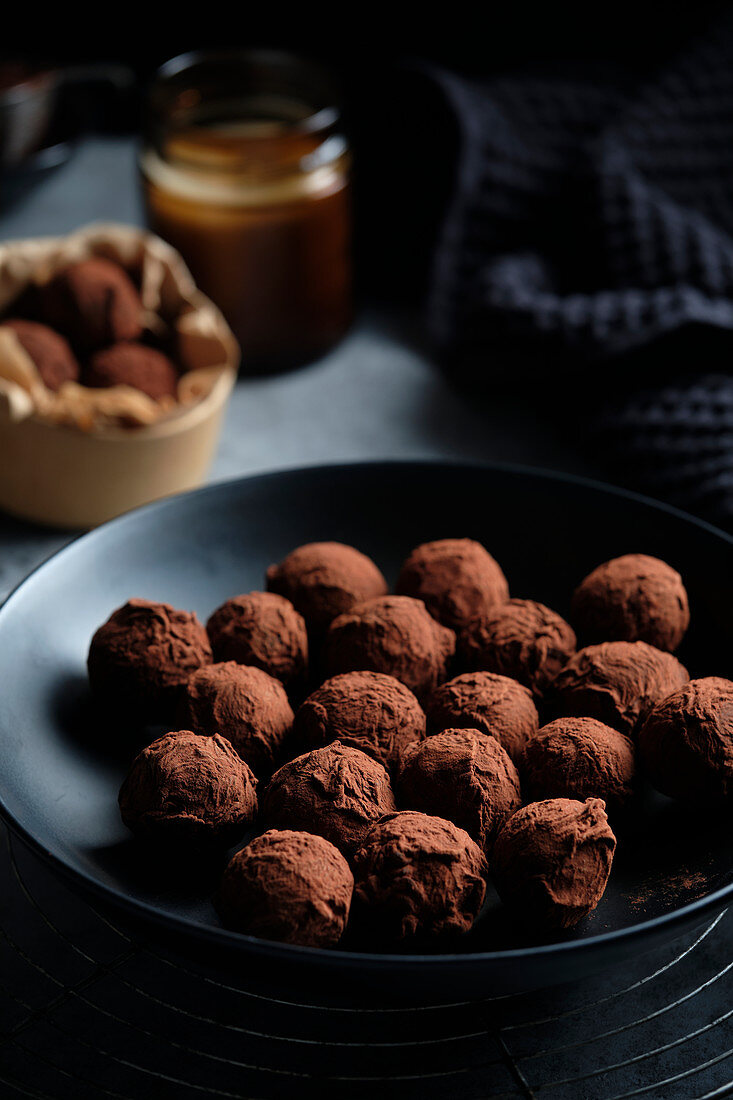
[217,829,353,947]
[266,541,387,636]
[352,811,487,943]
[571,553,690,652]
[85,342,178,402]
[206,591,308,688]
[396,538,509,631]
[550,641,688,737]
[119,730,257,847]
[262,741,396,856]
[426,671,538,763]
[521,717,636,811]
[88,598,212,719]
[180,662,294,775]
[295,670,426,771]
[2,318,80,391]
[398,730,521,851]
[492,798,616,930]
[325,596,455,700]
[639,677,733,803]
[460,599,576,697]
[42,257,144,349]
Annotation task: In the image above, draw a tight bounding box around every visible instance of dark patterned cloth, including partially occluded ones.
[430,17,733,363]
[599,374,733,526]
[427,15,733,523]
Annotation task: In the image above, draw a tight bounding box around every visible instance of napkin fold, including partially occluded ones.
[426,13,733,523]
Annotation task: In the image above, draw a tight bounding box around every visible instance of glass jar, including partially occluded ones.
[141,51,352,371]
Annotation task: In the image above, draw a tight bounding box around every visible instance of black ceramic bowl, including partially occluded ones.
[0,461,731,1005]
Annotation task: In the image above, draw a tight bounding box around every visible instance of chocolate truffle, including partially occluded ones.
[426,671,538,763]
[550,641,688,737]
[571,554,690,651]
[396,538,509,630]
[352,811,487,943]
[521,717,636,811]
[460,599,576,697]
[266,541,388,636]
[180,662,294,775]
[217,829,353,947]
[119,730,257,847]
[325,596,455,700]
[262,741,396,856]
[42,258,144,349]
[639,677,733,803]
[206,591,308,688]
[398,730,521,851]
[84,341,177,402]
[85,342,178,402]
[88,598,212,719]
[295,670,426,771]
[2,318,80,391]
[492,798,616,930]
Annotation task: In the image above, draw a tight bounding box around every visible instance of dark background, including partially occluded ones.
[6,4,730,304]
[17,6,728,77]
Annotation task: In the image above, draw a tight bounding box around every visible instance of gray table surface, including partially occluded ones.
[0,137,595,602]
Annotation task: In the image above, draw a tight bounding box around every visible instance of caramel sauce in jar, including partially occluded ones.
[141,54,352,370]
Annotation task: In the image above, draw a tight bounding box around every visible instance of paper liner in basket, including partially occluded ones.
[0,222,239,431]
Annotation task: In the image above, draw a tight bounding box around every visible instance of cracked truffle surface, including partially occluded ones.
[396,538,509,630]
[550,641,688,737]
[85,342,178,402]
[325,596,455,699]
[88,598,212,719]
[426,671,538,763]
[295,670,425,771]
[180,662,294,776]
[262,741,396,856]
[42,258,144,349]
[571,554,690,651]
[492,798,616,929]
[217,829,353,946]
[266,541,387,636]
[119,730,257,846]
[2,319,80,391]
[206,591,308,688]
[521,717,636,810]
[639,677,733,803]
[460,598,576,697]
[398,729,521,851]
[352,811,487,943]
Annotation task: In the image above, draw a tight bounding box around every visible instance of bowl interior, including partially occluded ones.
[0,461,731,992]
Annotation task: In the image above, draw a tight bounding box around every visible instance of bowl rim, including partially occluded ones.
[1,456,731,970]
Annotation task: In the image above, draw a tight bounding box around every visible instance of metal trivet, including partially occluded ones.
[0,824,731,1100]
